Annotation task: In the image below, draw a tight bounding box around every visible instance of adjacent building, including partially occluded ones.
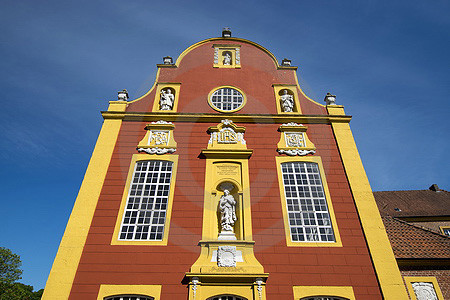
[374,184,450,300]
[43,29,410,299]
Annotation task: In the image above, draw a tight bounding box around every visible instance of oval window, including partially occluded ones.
[209,87,245,112]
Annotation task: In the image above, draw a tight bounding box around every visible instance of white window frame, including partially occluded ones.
[116,159,175,242]
[280,161,335,242]
[208,87,246,112]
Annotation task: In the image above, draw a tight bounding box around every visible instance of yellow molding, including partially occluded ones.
[404,277,444,300]
[275,156,342,247]
[174,37,281,69]
[213,45,241,69]
[293,286,355,300]
[97,284,162,300]
[102,111,352,124]
[151,83,181,112]
[439,225,450,235]
[42,118,122,299]
[111,154,179,245]
[293,72,326,108]
[273,84,303,114]
[128,68,161,104]
[330,117,409,299]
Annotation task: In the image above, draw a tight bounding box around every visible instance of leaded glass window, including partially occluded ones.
[119,160,173,241]
[105,296,154,300]
[302,297,348,300]
[281,162,335,242]
[208,296,246,300]
[210,88,244,111]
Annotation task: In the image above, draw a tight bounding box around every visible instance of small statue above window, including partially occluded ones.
[223,52,232,65]
[280,90,294,112]
[160,89,174,110]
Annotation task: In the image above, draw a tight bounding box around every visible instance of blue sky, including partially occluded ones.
[0,0,449,290]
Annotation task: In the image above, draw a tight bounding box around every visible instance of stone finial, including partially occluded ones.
[324,92,337,105]
[222,27,232,38]
[163,56,173,64]
[281,58,291,66]
[117,89,129,101]
[429,184,440,192]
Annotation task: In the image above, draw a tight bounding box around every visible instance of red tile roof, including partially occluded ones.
[374,186,450,217]
[382,216,450,259]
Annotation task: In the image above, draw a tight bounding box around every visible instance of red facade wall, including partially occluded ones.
[68,38,383,299]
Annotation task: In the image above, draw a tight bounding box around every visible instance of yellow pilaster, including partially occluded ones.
[42,102,124,299]
[328,106,409,299]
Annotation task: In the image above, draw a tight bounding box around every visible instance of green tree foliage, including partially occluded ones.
[0,248,42,300]
[0,248,22,285]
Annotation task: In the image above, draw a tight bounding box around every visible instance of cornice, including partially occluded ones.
[101,111,352,124]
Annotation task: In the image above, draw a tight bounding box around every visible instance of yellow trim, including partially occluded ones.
[42,118,122,299]
[102,111,352,124]
[207,85,247,113]
[275,156,342,247]
[128,68,161,104]
[175,37,281,69]
[404,277,444,300]
[213,44,241,68]
[151,83,181,112]
[439,226,450,236]
[97,284,162,300]
[273,84,302,114]
[330,115,409,298]
[293,71,326,108]
[189,284,261,300]
[111,154,179,245]
[137,122,177,150]
[293,286,355,300]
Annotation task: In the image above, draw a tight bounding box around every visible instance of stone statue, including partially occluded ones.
[160,89,174,110]
[219,189,237,232]
[223,52,232,65]
[280,90,294,112]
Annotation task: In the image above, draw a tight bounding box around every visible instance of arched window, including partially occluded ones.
[105,295,154,300]
[208,296,247,300]
[301,297,348,300]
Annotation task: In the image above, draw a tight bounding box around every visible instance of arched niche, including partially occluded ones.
[278,88,296,112]
[215,180,243,240]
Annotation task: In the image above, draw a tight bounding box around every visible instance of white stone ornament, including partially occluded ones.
[412,282,438,300]
[324,92,337,105]
[159,89,174,110]
[277,123,316,156]
[217,245,237,267]
[218,189,237,240]
[277,149,316,156]
[208,120,246,146]
[281,122,304,127]
[280,90,294,112]
[137,147,176,155]
[256,278,263,300]
[191,277,199,300]
[137,120,177,155]
[117,89,129,101]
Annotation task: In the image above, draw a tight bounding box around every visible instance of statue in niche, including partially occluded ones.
[223,52,232,65]
[159,89,174,110]
[280,90,294,112]
[219,189,237,232]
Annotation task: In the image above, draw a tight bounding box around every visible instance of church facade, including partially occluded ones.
[43,29,409,299]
